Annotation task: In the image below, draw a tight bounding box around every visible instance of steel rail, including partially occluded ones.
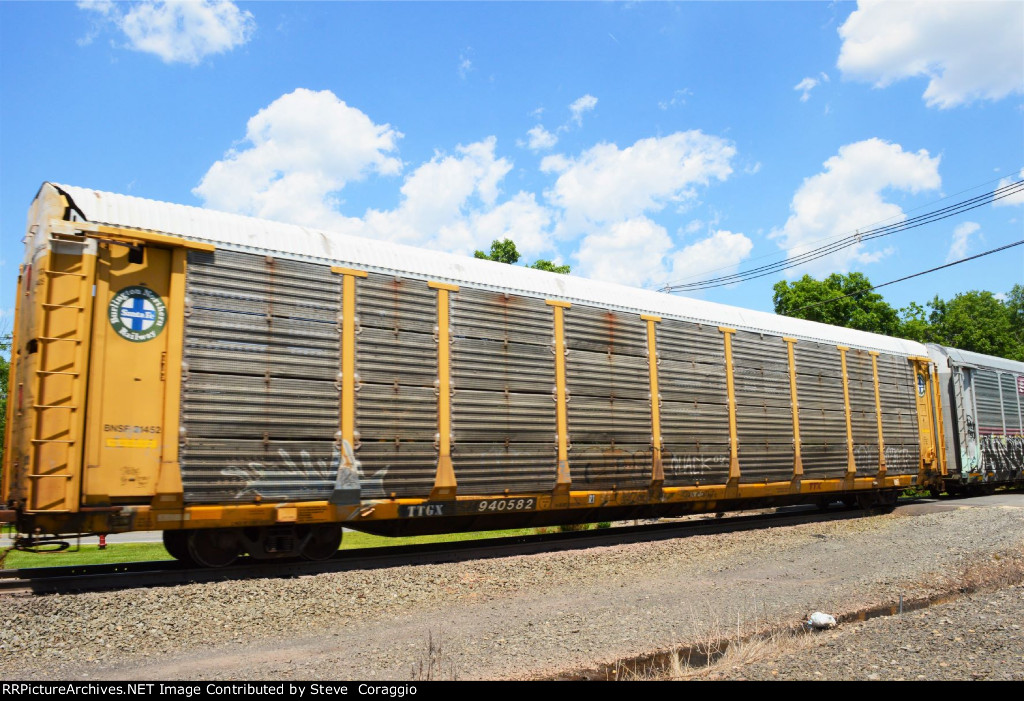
[0,503,909,596]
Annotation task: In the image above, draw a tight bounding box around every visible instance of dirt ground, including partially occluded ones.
[2,493,1023,681]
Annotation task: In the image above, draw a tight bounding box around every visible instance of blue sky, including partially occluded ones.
[1,1,1022,325]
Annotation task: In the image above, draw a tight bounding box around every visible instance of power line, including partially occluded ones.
[659,167,1024,289]
[660,177,1024,293]
[787,238,1024,315]
[663,179,1023,292]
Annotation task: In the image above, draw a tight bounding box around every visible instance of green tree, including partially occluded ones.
[474,238,570,274]
[1006,283,1024,352]
[898,301,931,343]
[474,238,521,265]
[773,272,902,336]
[926,290,1022,361]
[528,259,571,274]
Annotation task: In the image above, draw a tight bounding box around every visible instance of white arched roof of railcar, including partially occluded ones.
[927,344,1024,374]
[44,182,929,358]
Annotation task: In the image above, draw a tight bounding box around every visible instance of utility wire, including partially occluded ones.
[661,178,1024,293]
[787,238,1024,314]
[664,179,1023,291]
[659,167,1024,289]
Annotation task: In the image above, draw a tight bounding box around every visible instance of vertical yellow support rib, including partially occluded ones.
[430,281,459,500]
[783,338,803,479]
[154,248,188,503]
[869,352,886,478]
[719,327,740,482]
[837,346,856,476]
[642,315,663,489]
[2,266,26,503]
[340,274,359,449]
[931,365,948,476]
[547,300,572,493]
[330,266,368,505]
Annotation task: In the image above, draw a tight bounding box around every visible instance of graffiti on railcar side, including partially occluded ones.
[884,446,915,473]
[220,440,378,499]
[979,434,1024,478]
[960,414,981,473]
[853,444,877,472]
[222,447,341,498]
[832,444,916,474]
[574,447,653,486]
[665,453,728,479]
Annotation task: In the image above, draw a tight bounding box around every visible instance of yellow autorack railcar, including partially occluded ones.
[2,183,946,566]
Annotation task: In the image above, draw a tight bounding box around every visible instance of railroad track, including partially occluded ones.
[0,503,898,596]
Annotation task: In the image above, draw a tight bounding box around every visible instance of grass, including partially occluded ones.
[411,631,459,681]
[2,542,173,569]
[1,526,545,570]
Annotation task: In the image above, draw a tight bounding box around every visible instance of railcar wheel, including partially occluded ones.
[187,529,241,568]
[162,530,194,565]
[300,525,343,561]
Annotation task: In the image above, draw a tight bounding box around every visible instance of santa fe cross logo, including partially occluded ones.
[109,286,167,343]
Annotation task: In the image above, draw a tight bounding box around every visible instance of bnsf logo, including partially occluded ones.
[109,286,167,343]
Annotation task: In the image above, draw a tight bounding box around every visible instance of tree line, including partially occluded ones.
[773,273,1024,361]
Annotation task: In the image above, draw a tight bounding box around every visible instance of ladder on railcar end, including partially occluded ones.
[26,236,94,514]
[952,369,969,478]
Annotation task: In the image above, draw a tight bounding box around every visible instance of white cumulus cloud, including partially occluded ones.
[946,221,981,263]
[771,138,942,276]
[837,0,1024,108]
[574,218,674,288]
[666,230,754,289]
[194,89,403,228]
[573,219,752,289]
[195,89,745,282]
[794,77,819,102]
[362,137,517,252]
[541,131,735,230]
[569,94,598,126]
[525,125,558,152]
[79,0,255,65]
[194,89,557,258]
[994,168,1024,207]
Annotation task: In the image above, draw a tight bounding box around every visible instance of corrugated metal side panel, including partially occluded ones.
[450,288,557,493]
[793,342,848,479]
[876,353,920,474]
[564,305,651,489]
[182,439,340,501]
[356,273,438,498]
[732,331,794,483]
[180,250,341,503]
[58,183,931,359]
[973,369,1004,433]
[846,349,880,475]
[982,372,1024,478]
[657,320,731,486]
[1000,374,1022,434]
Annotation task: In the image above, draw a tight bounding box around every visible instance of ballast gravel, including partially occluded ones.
[713,584,1024,681]
[1,500,1023,680]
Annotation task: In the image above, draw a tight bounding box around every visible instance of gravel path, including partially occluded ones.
[711,584,1024,681]
[1,500,1022,680]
